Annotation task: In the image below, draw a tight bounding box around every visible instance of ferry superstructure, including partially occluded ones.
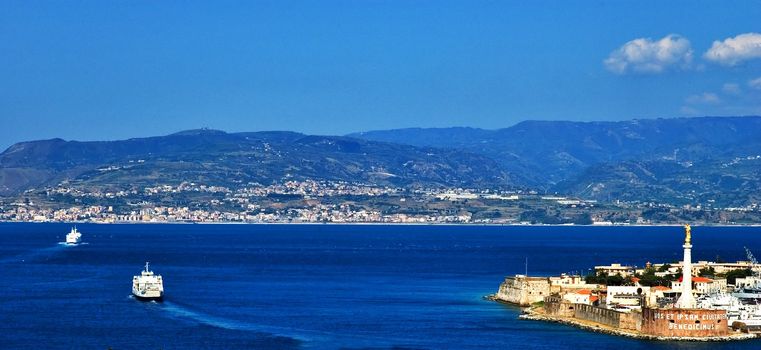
[65,227,82,245]
[132,262,164,301]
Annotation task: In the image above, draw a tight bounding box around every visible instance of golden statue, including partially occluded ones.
[684,224,691,244]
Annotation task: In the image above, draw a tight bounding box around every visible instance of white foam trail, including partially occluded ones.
[31,273,103,287]
[157,301,318,342]
[154,301,417,348]
[0,244,67,264]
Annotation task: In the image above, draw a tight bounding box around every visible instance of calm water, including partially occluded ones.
[1,223,760,349]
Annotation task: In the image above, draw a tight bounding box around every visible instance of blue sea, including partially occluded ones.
[1,223,760,349]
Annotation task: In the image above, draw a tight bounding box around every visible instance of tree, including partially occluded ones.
[635,265,673,287]
[573,213,593,225]
[584,271,599,284]
[657,263,672,272]
[606,274,625,286]
[723,269,753,285]
[698,266,716,277]
[636,273,671,287]
[585,271,627,286]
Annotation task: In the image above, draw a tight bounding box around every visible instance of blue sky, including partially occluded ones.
[1,1,760,149]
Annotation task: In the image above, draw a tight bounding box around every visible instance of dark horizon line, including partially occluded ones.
[5,114,761,149]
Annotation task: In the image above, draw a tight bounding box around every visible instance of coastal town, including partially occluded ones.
[1,180,760,224]
[492,225,761,340]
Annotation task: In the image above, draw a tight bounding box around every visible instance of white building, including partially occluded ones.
[562,289,599,305]
[595,263,634,277]
[606,286,645,309]
[735,276,761,289]
[549,274,601,291]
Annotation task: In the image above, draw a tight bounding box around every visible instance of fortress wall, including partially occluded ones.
[544,298,640,329]
[619,311,642,331]
[543,296,575,317]
[641,308,728,337]
[496,276,550,306]
[574,304,623,328]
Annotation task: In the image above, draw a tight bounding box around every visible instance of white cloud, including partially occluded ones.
[604,34,693,74]
[749,76,761,90]
[685,92,721,105]
[722,83,741,95]
[704,33,761,66]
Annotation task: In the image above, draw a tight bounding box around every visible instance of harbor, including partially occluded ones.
[492,225,761,341]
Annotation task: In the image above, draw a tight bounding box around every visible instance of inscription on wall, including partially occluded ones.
[652,311,727,331]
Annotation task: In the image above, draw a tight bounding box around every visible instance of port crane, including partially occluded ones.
[744,246,761,278]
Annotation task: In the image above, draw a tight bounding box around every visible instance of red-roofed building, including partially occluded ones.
[672,276,727,295]
[677,276,712,283]
[562,289,600,305]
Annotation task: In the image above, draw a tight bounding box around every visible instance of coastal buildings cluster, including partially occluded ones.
[493,225,761,340]
[1,180,759,224]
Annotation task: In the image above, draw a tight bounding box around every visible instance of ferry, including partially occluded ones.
[65,227,82,245]
[132,262,164,301]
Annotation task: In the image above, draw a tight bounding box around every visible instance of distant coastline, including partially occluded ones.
[3,220,761,227]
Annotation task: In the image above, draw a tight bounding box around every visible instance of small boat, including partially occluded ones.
[132,262,164,301]
[65,227,82,245]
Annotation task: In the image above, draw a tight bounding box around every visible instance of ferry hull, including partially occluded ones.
[132,291,164,301]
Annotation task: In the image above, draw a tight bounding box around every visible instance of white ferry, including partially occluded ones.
[65,227,82,245]
[132,262,164,301]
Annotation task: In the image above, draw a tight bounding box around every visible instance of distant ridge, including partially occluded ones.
[0,129,511,195]
[1,116,760,206]
[349,116,761,206]
[170,128,228,136]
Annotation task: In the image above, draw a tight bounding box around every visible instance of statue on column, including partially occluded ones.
[684,224,691,244]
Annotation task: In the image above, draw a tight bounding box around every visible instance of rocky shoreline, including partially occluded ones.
[519,308,758,342]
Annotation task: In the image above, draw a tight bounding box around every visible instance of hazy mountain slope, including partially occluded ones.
[554,157,761,207]
[3,116,760,207]
[0,130,512,195]
[351,116,761,186]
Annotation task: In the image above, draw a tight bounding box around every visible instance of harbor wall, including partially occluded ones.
[641,308,729,337]
[544,297,641,331]
[543,296,575,317]
[573,304,641,331]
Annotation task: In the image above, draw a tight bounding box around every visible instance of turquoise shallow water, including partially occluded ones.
[0,223,760,349]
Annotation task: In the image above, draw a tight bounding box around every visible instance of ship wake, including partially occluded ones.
[0,244,67,264]
[153,300,421,348]
[155,301,321,343]
[58,242,89,246]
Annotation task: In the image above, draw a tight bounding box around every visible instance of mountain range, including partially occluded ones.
[351,116,761,206]
[0,129,509,195]
[2,116,760,207]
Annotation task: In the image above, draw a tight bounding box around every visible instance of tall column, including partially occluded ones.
[676,225,696,309]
